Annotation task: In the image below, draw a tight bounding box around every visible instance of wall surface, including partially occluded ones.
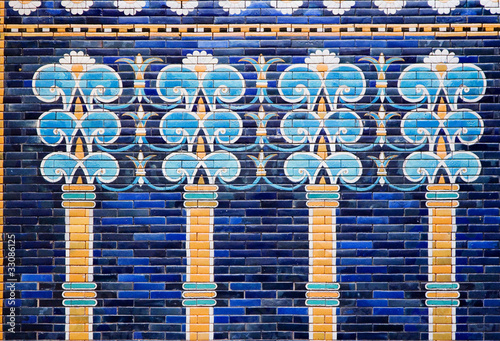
[3,1,500,340]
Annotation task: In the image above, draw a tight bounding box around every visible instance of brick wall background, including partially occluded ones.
[3,1,500,340]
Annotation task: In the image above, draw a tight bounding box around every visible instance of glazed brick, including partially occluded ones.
[5,2,500,341]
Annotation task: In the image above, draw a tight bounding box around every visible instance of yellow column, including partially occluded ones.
[183,184,218,341]
[425,183,460,341]
[61,183,97,341]
[305,184,340,341]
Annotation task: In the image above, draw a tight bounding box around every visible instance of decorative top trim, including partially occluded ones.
[3,23,500,37]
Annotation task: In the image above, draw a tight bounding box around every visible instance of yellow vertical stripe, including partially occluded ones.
[429,204,456,341]
[186,206,214,340]
[66,207,94,340]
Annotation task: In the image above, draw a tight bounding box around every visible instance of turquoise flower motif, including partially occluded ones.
[40,152,119,184]
[37,109,121,151]
[33,51,122,110]
[398,50,486,108]
[403,151,481,184]
[162,151,240,185]
[284,152,362,185]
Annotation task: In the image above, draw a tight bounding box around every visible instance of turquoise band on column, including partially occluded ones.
[306,283,340,291]
[305,299,340,307]
[425,192,459,200]
[306,192,341,200]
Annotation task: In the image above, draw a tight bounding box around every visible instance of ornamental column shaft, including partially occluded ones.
[62,183,97,341]
[425,183,460,341]
[182,184,218,341]
[305,184,340,340]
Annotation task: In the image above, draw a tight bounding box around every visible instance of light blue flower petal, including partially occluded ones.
[82,110,121,145]
[444,152,481,183]
[162,153,199,183]
[324,65,365,103]
[284,153,322,183]
[279,66,322,104]
[40,152,79,183]
[403,152,441,183]
[398,65,440,103]
[32,65,75,108]
[203,66,245,104]
[160,110,200,145]
[79,66,123,104]
[157,65,199,105]
[203,110,242,145]
[324,152,362,183]
[204,151,241,183]
[446,109,483,145]
[324,110,363,144]
[84,153,120,183]
[280,111,321,144]
[401,110,440,145]
[37,110,77,146]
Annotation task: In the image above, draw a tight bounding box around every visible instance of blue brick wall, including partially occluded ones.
[3,1,500,340]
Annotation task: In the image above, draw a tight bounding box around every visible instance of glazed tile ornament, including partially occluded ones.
[114,0,146,15]
[304,50,341,72]
[166,0,198,15]
[61,0,93,14]
[219,0,251,14]
[33,51,123,110]
[270,0,304,14]
[323,0,355,14]
[480,0,500,13]
[8,0,41,15]
[427,0,460,14]
[374,0,406,14]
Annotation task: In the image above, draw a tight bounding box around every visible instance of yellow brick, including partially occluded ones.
[68,209,88,217]
[434,257,453,265]
[312,274,335,283]
[313,323,333,332]
[68,258,89,266]
[436,208,454,217]
[435,241,452,249]
[312,216,326,225]
[433,332,454,340]
[312,315,325,324]
[69,217,92,226]
[313,208,334,217]
[312,258,334,266]
[313,307,333,315]
[432,315,453,324]
[189,241,211,250]
[70,233,90,241]
[189,323,211,332]
[196,332,211,341]
[69,250,91,258]
[312,265,325,274]
[433,217,454,225]
[191,258,211,266]
[312,332,326,340]
[312,241,334,250]
[312,224,333,233]
[436,274,453,282]
[432,249,452,258]
[190,307,210,316]
[433,233,452,241]
[190,274,211,282]
[433,265,452,274]
[195,233,210,242]
[69,332,91,340]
